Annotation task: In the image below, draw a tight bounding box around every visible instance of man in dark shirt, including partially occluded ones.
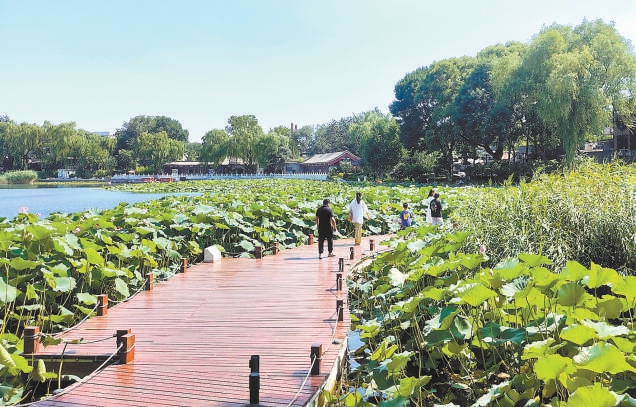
[315,198,337,259]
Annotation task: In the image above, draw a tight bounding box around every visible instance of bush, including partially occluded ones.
[4,170,38,184]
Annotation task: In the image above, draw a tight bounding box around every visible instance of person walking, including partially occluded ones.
[425,189,435,225]
[315,198,337,259]
[348,192,369,245]
[430,192,443,225]
[399,202,414,230]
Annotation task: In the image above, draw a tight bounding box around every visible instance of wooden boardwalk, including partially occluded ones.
[30,236,389,407]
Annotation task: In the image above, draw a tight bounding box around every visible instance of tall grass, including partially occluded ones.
[4,170,38,184]
[452,160,636,273]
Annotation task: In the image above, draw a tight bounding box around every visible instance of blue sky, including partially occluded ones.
[1,0,635,142]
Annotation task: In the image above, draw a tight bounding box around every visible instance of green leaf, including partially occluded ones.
[239,240,255,252]
[522,339,556,360]
[533,354,576,382]
[595,296,625,319]
[395,376,431,397]
[612,276,636,303]
[385,351,413,377]
[473,381,511,407]
[573,342,636,374]
[501,275,533,299]
[76,292,98,305]
[84,247,105,267]
[561,261,590,282]
[114,278,131,298]
[454,283,496,306]
[556,282,586,306]
[388,268,406,287]
[582,320,629,340]
[0,278,18,304]
[53,276,76,293]
[565,383,620,407]
[560,324,597,346]
[9,257,41,271]
[450,315,472,340]
[585,263,620,289]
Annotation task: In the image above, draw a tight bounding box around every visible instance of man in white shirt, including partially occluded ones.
[348,192,369,245]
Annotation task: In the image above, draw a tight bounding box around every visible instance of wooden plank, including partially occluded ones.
[31,236,390,406]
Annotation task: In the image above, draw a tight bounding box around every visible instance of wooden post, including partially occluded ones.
[370,239,375,251]
[249,355,260,404]
[336,273,342,291]
[145,273,154,291]
[308,234,314,245]
[349,247,355,260]
[336,299,344,322]
[273,242,279,255]
[310,343,322,375]
[117,329,135,364]
[23,326,39,354]
[255,246,263,259]
[97,294,108,316]
[181,258,187,273]
[338,257,344,273]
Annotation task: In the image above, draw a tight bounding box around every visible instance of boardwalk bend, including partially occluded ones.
[26,235,391,406]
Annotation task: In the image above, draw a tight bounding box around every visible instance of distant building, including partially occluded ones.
[163,150,361,176]
[57,169,76,179]
[297,150,360,173]
[162,161,214,176]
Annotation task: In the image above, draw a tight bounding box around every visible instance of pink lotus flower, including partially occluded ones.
[72,227,81,234]
[19,206,28,214]
[480,245,486,255]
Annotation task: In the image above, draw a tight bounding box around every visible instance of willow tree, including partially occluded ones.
[225,115,263,173]
[530,20,636,165]
[200,129,229,165]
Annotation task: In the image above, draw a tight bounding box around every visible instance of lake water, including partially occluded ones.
[0,184,190,220]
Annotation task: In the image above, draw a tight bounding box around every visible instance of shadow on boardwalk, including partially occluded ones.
[31,235,392,407]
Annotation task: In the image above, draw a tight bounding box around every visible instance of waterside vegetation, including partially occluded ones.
[0,161,635,405]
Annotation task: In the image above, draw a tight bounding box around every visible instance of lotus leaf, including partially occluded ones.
[557,282,586,306]
[0,279,17,304]
[8,257,41,271]
[561,261,590,282]
[454,283,496,306]
[518,253,553,267]
[560,324,597,345]
[573,342,636,374]
[473,381,511,407]
[581,320,629,340]
[534,354,576,382]
[565,383,620,407]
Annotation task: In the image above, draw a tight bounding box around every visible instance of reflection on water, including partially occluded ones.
[0,184,194,219]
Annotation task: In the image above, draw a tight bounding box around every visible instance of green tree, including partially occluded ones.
[115,115,189,152]
[255,130,290,171]
[116,149,136,173]
[200,129,229,165]
[135,131,185,173]
[291,125,314,157]
[354,112,404,178]
[74,134,116,177]
[225,115,263,173]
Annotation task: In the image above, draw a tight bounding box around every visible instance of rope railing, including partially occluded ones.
[107,274,151,305]
[287,303,344,406]
[17,337,124,406]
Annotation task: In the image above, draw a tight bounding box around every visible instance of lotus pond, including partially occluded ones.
[1,164,636,406]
